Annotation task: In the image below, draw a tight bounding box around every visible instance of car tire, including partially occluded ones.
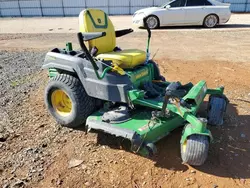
[203,14,218,28]
[45,74,96,128]
[145,15,159,29]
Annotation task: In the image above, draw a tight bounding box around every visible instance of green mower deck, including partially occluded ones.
[86,80,224,156]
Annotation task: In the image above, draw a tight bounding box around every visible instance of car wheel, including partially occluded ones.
[203,14,218,28]
[145,15,159,29]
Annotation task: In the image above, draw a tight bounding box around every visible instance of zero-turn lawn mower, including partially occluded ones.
[42,9,228,166]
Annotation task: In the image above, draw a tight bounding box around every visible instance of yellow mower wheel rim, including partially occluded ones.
[51,89,72,116]
[182,140,187,153]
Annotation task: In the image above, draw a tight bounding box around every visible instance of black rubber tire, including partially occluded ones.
[203,14,218,28]
[145,15,160,29]
[207,95,228,126]
[45,74,96,128]
[145,143,157,157]
[181,134,209,166]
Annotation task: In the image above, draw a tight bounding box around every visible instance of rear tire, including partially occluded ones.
[145,15,159,29]
[181,134,209,166]
[203,14,218,28]
[45,74,96,128]
[207,95,228,126]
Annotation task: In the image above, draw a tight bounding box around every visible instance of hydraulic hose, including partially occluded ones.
[97,66,112,80]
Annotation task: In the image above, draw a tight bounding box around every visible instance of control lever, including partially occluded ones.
[161,82,191,116]
[77,32,99,70]
[161,82,181,116]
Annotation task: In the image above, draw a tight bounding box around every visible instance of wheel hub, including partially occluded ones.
[147,17,157,29]
[51,89,72,116]
[206,15,217,27]
[182,140,187,153]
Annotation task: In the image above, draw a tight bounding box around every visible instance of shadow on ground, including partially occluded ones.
[196,102,250,179]
[218,24,250,29]
[139,24,250,30]
[87,101,250,179]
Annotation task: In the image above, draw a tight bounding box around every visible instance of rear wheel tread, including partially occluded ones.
[45,74,96,128]
[181,134,209,166]
[207,95,228,126]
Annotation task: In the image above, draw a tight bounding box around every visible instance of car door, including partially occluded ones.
[184,0,210,24]
[162,0,186,25]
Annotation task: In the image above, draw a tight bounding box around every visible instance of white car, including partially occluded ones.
[133,0,231,29]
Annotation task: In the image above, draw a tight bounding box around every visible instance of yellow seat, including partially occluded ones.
[79,9,146,69]
[96,49,146,69]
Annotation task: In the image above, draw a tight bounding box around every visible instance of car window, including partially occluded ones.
[161,0,175,7]
[169,0,186,7]
[204,0,212,5]
[186,0,206,6]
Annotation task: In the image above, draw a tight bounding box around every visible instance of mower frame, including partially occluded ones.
[42,16,228,163]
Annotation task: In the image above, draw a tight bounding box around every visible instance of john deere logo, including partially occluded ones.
[97,18,102,23]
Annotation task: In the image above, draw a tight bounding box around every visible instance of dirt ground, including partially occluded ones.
[0,15,250,188]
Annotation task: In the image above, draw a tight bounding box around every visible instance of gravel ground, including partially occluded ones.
[0,50,45,140]
[0,51,46,187]
[0,51,44,108]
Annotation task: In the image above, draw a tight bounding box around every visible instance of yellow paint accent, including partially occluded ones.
[112,65,126,75]
[51,90,72,117]
[79,9,146,69]
[97,49,146,69]
[182,140,187,153]
[135,69,149,80]
[152,80,164,83]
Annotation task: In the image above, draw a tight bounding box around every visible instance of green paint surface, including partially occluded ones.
[86,10,108,29]
[88,109,185,143]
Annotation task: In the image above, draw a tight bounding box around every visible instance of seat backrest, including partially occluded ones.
[79,9,116,54]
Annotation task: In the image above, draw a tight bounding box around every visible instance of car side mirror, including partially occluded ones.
[165,5,170,9]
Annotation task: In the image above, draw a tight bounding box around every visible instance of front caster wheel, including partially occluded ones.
[207,95,228,126]
[137,143,157,157]
[145,143,157,157]
[181,135,209,166]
